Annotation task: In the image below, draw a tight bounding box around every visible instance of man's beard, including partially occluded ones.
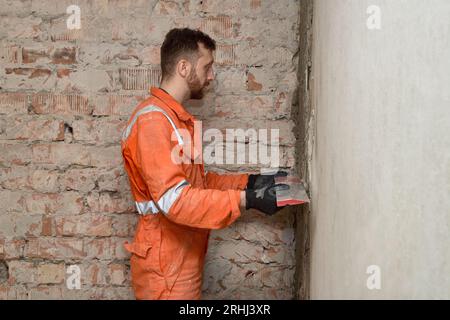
[187,69,208,100]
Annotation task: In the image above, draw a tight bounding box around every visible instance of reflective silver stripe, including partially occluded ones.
[135,200,159,215]
[122,104,184,146]
[157,179,189,213]
[135,179,189,215]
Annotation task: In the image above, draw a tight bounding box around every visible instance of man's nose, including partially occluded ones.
[207,68,215,81]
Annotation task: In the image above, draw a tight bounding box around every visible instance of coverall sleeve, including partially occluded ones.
[205,171,248,191]
[135,113,242,230]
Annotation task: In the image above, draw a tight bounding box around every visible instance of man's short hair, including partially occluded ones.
[160,28,216,80]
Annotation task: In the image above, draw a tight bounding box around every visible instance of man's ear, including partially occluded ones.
[176,59,192,79]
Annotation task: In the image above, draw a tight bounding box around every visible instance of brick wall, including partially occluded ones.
[0,0,300,299]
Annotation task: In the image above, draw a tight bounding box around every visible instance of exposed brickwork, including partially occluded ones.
[0,0,300,300]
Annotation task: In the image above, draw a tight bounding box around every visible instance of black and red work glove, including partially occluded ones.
[247,171,288,190]
[245,183,290,216]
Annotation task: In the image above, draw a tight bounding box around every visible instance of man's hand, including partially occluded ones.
[247,171,288,190]
[245,183,290,216]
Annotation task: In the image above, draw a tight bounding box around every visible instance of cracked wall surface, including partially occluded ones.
[0,0,301,299]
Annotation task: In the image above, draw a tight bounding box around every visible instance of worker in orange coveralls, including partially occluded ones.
[121,28,288,300]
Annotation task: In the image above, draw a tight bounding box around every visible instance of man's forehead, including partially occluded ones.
[198,43,214,64]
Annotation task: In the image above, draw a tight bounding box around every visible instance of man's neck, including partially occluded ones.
[159,81,189,105]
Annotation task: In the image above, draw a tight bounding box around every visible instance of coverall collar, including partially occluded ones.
[150,87,194,122]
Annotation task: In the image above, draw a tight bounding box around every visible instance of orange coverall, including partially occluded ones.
[121,87,248,299]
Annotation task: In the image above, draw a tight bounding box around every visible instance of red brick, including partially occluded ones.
[89,145,123,168]
[30,93,92,115]
[0,190,24,213]
[107,263,128,285]
[111,214,138,237]
[0,45,20,63]
[82,261,107,286]
[23,192,84,215]
[0,167,29,190]
[3,116,65,141]
[36,263,65,284]
[251,0,262,9]
[204,94,295,121]
[23,215,45,237]
[91,286,134,300]
[83,237,130,260]
[55,214,113,237]
[32,144,121,169]
[7,260,35,284]
[119,68,161,90]
[60,168,96,192]
[155,0,181,15]
[97,169,128,192]
[140,46,161,65]
[203,118,296,147]
[1,239,26,259]
[0,92,28,114]
[22,193,59,215]
[215,44,237,66]
[29,286,63,300]
[247,72,263,91]
[25,237,85,260]
[0,285,29,300]
[200,16,233,38]
[41,216,55,236]
[68,69,113,92]
[210,95,273,120]
[5,67,51,78]
[22,48,50,64]
[97,169,120,192]
[30,144,51,163]
[0,168,59,192]
[91,94,145,116]
[210,68,246,96]
[29,169,60,193]
[106,49,139,64]
[110,16,156,42]
[274,90,294,118]
[86,45,160,66]
[57,192,85,215]
[0,286,6,300]
[0,214,42,237]
[5,67,30,76]
[31,68,52,78]
[72,119,126,144]
[56,68,71,78]
[51,29,83,42]
[86,192,134,214]
[4,15,43,40]
[32,143,90,167]
[51,47,76,64]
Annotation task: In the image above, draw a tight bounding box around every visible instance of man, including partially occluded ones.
[121,28,287,300]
